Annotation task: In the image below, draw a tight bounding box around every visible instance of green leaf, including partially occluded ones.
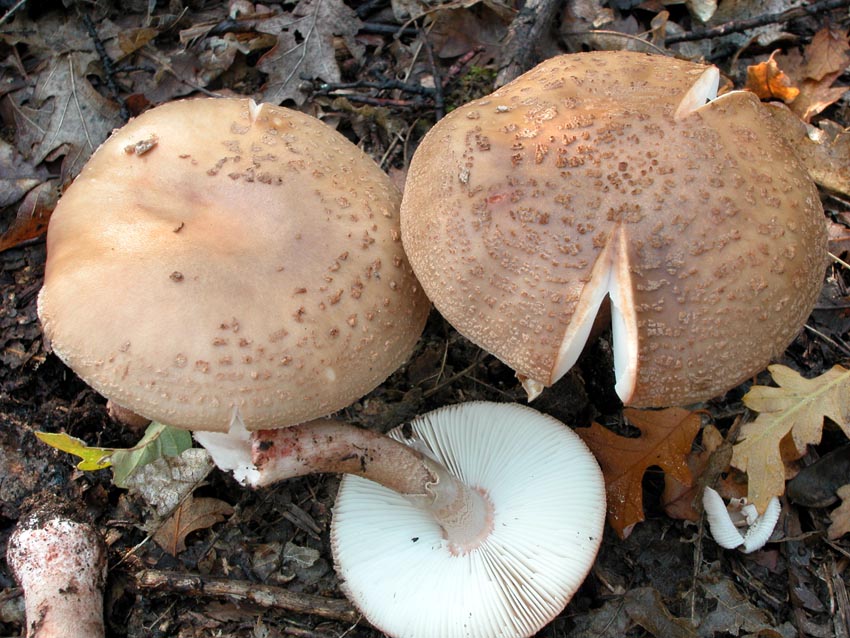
[111,423,193,488]
[35,432,114,471]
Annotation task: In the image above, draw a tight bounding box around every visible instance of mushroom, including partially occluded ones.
[37,97,429,435]
[35,98,604,637]
[250,401,606,638]
[400,51,827,407]
[702,486,781,553]
[7,496,108,638]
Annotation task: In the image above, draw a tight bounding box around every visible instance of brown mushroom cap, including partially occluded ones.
[38,98,429,431]
[401,51,827,407]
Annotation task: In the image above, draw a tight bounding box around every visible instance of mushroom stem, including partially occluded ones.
[251,419,494,552]
[7,499,107,638]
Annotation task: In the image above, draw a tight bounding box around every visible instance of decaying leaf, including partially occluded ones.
[5,52,123,182]
[790,71,849,123]
[0,181,58,253]
[568,586,696,638]
[781,27,849,122]
[697,571,797,637]
[152,495,234,556]
[828,484,850,540]
[731,365,850,512]
[0,139,49,208]
[787,444,850,508]
[801,27,850,82]
[745,52,800,103]
[122,449,215,516]
[111,423,193,488]
[36,421,193,487]
[662,423,730,522]
[578,408,701,538]
[255,0,364,105]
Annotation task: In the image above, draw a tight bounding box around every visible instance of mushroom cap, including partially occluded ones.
[400,51,827,407]
[331,401,605,638]
[38,98,429,431]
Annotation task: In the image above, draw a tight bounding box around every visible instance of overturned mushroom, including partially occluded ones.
[400,51,827,407]
[250,401,605,638]
[703,486,781,553]
[37,97,429,434]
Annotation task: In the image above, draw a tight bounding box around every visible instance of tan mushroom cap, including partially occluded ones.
[401,51,827,407]
[38,98,429,431]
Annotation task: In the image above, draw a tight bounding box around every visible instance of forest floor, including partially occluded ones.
[2,0,850,636]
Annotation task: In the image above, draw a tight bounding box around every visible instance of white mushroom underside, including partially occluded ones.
[551,227,638,403]
[548,68,720,403]
[331,402,605,638]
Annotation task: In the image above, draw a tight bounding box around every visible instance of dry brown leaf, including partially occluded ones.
[0,139,49,208]
[152,495,234,556]
[731,365,850,513]
[6,52,123,182]
[745,52,800,103]
[577,408,700,538]
[0,181,58,253]
[780,28,850,122]
[801,27,850,82]
[662,423,729,522]
[828,484,850,540]
[790,73,849,123]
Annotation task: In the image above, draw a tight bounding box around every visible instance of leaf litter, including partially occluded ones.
[1,0,850,636]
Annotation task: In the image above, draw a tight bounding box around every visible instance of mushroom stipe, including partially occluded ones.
[240,402,605,638]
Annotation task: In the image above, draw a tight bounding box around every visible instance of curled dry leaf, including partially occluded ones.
[774,27,850,122]
[731,365,850,513]
[745,52,800,103]
[577,408,700,538]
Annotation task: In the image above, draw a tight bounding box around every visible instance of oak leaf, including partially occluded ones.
[662,423,730,522]
[828,484,850,540]
[577,408,701,538]
[745,52,800,103]
[152,495,234,556]
[731,365,850,512]
[255,0,364,105]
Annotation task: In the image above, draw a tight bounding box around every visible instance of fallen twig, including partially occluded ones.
[665,0,850,44]
[80,13,130,121]
[135,569,361,625]
[495,0,562,86]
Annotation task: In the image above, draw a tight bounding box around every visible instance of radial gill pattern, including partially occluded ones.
[331,402,605,638]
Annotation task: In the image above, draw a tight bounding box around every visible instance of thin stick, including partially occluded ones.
[665,0,850,45]
[830,251,850,271]
[0,0,26,27]
[135,569,362,624]
[804,323,850,357]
